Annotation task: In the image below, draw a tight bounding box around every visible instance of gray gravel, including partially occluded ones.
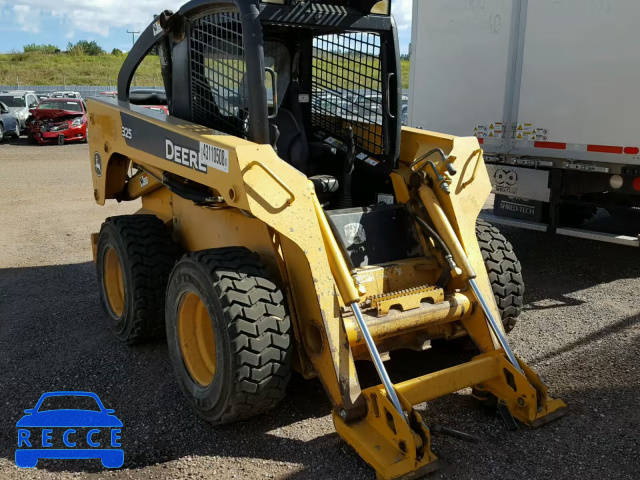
[0,140,638,479]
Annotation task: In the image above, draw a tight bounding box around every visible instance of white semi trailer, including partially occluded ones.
[408,0,640,246]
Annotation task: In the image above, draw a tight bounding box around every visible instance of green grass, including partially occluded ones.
[0,53,163,87]
[0,52,411,89]
[401,59,410,91]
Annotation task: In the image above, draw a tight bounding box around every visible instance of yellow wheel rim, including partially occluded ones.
[178,292,217,387]
[103,247,125,317]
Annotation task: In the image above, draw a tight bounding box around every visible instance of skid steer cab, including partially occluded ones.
[87,1,565,478]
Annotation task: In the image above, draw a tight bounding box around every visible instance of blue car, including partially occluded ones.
[15,391,124,469]
[0,101,21,141]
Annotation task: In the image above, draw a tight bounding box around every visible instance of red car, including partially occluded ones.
[28,99,88,145]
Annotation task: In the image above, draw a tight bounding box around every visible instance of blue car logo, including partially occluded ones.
[15,391,123,469]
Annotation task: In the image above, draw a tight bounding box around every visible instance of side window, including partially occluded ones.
[130,52,166,110]
[189,10,247,137]
[311,32,384,158]
[28,95,38,108]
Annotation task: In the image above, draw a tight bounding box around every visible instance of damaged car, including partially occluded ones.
[27,99,88,145]
[0,91,39,132]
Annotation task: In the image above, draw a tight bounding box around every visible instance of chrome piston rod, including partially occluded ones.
[350,302,406,419]
[469,278,524,375]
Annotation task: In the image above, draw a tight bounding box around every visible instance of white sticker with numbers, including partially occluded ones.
[199,143,229,173]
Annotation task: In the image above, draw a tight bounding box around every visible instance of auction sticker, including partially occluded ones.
[199,143,230,173]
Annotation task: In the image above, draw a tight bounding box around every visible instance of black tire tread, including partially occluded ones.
[186,247,291,424]
[475,219,524,333]
[101,215,179,344]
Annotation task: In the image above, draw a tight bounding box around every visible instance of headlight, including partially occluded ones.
[71,117,84,127]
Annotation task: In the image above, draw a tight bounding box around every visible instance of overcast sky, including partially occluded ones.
[0,0,413,54]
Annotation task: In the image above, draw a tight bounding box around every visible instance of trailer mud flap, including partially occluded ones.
[494,195,545,222]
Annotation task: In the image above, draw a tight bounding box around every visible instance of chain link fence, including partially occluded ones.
[0,86,159,98]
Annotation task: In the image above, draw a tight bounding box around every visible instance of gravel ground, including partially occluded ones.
[0,139,638,479]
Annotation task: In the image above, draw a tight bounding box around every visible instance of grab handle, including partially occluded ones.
[245,161,295,207]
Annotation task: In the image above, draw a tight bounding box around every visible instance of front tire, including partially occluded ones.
[96,215,179,344]
[476,219,524,333]
[165,247,292,424]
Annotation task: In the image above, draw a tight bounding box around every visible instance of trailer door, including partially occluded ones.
[409,0,517,150]
[512,0,640,163]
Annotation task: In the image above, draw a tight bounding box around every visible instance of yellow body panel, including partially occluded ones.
[88,101,565,480]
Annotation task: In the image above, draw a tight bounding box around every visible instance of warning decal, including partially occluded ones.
[476,122,508,140]
[515,122,549,141]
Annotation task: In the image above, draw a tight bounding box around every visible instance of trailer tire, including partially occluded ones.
[560,204,596,227]
[96,215,179,344]
[475,219,524,333]
[165,247,292,425]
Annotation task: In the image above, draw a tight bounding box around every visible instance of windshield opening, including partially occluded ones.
[0,96,26,108]
[37,395,102,412]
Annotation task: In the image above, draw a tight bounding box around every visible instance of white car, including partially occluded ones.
[48,91,84,100]
[0,91,38,131]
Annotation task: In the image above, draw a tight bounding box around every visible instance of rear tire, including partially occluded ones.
[475,219,524,333]
[96,215,179,344]
[559,204,596,227]
[165,247,292,424]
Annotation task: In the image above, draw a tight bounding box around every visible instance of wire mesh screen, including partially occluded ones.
[311,32,384,157]
[189,11,248,137]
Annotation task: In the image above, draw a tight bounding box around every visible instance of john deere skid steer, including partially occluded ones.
[88,1,565,477]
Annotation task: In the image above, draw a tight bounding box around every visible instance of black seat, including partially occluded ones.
[270,108,309,173]
[270,110,340,196]
[269,66,340,199]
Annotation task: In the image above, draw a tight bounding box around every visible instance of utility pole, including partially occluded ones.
[127,29,140,87]
[127,30,140,47]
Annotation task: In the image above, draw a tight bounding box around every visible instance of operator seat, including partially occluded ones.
[270,109,339,197]
[269,105,339,198]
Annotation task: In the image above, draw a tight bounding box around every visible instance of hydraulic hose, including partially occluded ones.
[414,215,452,259]
[412,209,459,279]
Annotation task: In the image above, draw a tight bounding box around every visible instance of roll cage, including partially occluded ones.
[118,0,402,171]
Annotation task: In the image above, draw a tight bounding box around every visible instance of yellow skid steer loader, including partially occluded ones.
[88,1,565,478]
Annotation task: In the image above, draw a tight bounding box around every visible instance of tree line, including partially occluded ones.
[22,41,124,56]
